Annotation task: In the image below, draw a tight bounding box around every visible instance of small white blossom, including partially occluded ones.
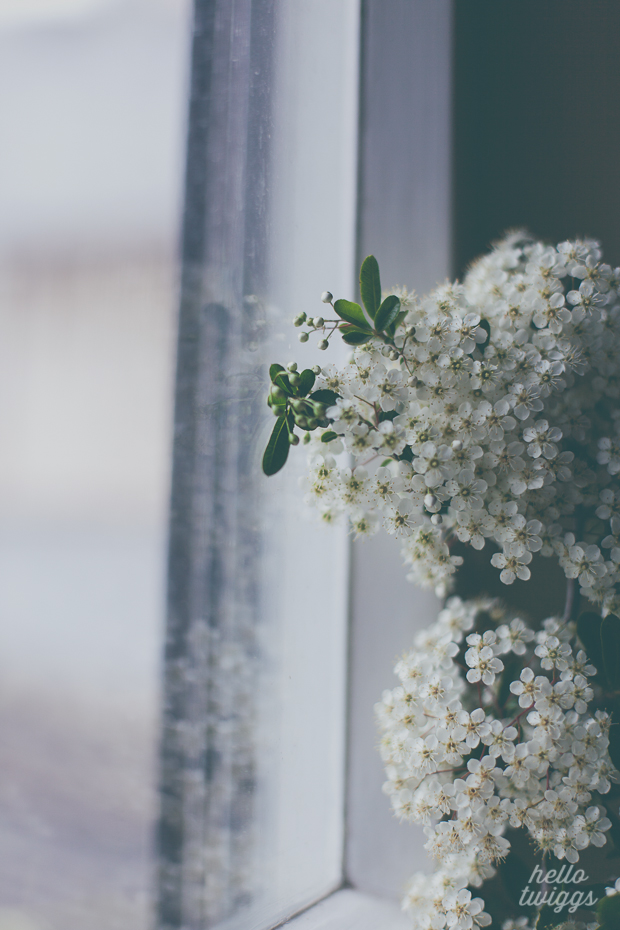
[491,545,532,584]
[496,618,535,655]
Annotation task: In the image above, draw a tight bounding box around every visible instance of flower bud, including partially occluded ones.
[293,312,307,327]
[424,494,438,510]
[289,433,300,445]
[299,332,309,343]
[295,416,308,428]
[321,291,333,304]
[307,418,318,429]
[286,362,298,372]
[318,339,329,350]
[431,514,442,525]
[314,316,325,328]
[289,371,300,386]
[270,385,286,401]
[312,365,321,375]
[452,439,463,451]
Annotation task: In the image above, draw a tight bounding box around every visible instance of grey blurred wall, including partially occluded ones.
[454,0,620,275]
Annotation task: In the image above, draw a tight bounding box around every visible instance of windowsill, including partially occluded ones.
[281,889,410,930]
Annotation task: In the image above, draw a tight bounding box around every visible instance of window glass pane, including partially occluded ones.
[0,3,191,928]
[156,3,359,928]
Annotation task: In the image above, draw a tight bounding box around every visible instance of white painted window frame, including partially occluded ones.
[157,3,452,928]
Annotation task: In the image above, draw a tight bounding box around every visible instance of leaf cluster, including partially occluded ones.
[263,255,407,475]
[263,363,339,475]
[337,255,404,344]
[597,891,620,929]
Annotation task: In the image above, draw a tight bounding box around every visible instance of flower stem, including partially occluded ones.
[562,577,575,624]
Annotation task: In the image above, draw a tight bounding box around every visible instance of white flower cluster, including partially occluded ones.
[304,234,620,610]
[375,596,617,929]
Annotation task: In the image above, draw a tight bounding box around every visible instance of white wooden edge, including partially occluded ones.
[280,889,410,930]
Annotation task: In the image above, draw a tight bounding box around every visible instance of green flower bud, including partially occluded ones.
[314,316,324,328]
[318,339,329,350]
[321,291,333,303]
[299,332,309,343]
[289,433,300,446]
[270,385,286,401]
[293,312,307,327]
[286,362,298,372]
[311,365,321,375]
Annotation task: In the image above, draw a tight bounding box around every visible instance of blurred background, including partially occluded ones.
[0,1,191,928]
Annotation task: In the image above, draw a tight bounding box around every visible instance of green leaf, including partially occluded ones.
[341,325,373,345]
[296,368,316,397]
[321,431,339,443]
[577,611,604,675]
[310,389,340,406]
[273,373,294,395]
[374,295,401,332]
[262,415,290,476]
[386,310,407,338]
[478,318,491,350]
[598,892,620,929]
[609,718,620,770]
[333,299,370,329]
[602,614,620,689]
[359,255,381,319]
[268,362,295,396]
[342,331,373,345]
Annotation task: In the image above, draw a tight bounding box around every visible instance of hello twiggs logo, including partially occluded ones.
[519,864,599,916]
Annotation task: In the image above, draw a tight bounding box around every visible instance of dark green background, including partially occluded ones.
[454,0,620,276]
